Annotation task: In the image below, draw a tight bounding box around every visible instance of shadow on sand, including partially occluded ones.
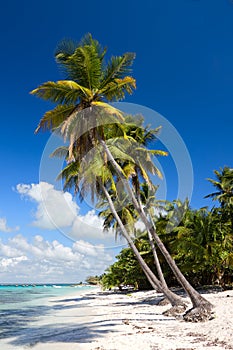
[0,291,176,347]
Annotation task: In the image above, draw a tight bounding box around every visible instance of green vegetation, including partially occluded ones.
[85,276,101,285]
[31,33,232,321]
[31,33,185,308]
[101,168,233,290]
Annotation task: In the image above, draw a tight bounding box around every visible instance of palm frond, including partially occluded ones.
[101,52,136,88]
[31,80,91,104]
[56,42,103,89]
[34,104,75,133]
[204,191,221,199]
[80,33,106,61]
[55,39,77,58]
[100,76,136,101]
[107,144,135,164]
[50,146,69,159]
[135,148,168,157]
[91,101,125,121]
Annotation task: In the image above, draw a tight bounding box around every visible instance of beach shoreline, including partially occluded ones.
[1,287,233,350]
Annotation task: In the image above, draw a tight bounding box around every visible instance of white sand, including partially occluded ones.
[1,287,233,350]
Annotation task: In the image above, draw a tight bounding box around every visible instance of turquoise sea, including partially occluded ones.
[0,284,96,346]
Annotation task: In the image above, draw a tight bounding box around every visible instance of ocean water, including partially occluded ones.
[0,284,96,346]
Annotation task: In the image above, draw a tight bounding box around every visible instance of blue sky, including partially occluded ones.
[0,0,233,283]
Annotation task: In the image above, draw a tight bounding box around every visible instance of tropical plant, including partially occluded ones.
[31,33,213,320]
[101,247,153,291]
[86,275,101,285]
[155,202,233,287]
[205,166,233,229]
[205,167,233,207]
[32,34,185,307]
[103,143,214,319]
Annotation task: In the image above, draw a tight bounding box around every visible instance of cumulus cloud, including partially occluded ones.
[16,182,124,245]
[16,182,78,229]
[0,217,19,233]
[0,234,113,283]
[70,209,110,240]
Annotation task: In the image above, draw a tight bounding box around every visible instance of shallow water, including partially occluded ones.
[0,284,95,345]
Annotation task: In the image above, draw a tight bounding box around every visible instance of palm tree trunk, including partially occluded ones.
[137,197,168,289]
[99,139,214,317]
[147,229,168,288]
[100,181,185,307]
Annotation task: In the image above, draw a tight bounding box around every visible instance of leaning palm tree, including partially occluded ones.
[119,120,169,290]
[94,114,169,289]
[31,34,213,320]
[99,198,168,291]
[52,141,185,307]
[101,118,170,291]
[31,33,176,297]
[100,132,214,320]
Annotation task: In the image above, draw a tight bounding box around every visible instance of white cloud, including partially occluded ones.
[135,220,146,232]
[1,256,28,268]
[70,210,111,240]
[0,234,113,283]
[16,182,122,245]
[0,217,19,233]
[0,240,23,257]
[16,182,79,230]
[73,240,100,257]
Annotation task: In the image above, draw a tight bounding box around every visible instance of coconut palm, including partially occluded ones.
[53,141,184,307]
[32,33,135,165]
[170,206,233,286]
[205,166,233,229]
[100,137,214,320]
[32,34,184,305]
[99,196,169,291]
[32,34,213,320]
[96,115,169,290]
[205,167,233,207]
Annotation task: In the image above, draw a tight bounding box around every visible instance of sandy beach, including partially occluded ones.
[1,287,233,350]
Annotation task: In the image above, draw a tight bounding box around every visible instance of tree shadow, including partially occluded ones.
[0,291,177,347]
[6,319,122,347]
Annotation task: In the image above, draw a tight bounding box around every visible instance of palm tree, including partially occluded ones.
[31,34,185,305]
[205,167,233,203]
[169,206,233,287]
[100,136,214,320]
[205,166,233,229]
[31,34,213,320]
[99,198,168,291]
[53,141,184,307]
[32,33,135,158]
[205,167,233,207]
[95,115,172,292]
[97,116,169,289]
[100,180,185,306]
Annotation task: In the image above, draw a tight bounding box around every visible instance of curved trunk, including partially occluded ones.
[100,140,213,311]
[100,182,184,307]
[149,225,212,308]
[138,198,168,289]
[147,230,168,289]
[138,196,168,288]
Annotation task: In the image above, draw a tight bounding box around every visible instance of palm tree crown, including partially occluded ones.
[31,33,136,135]
[205,166,233,208]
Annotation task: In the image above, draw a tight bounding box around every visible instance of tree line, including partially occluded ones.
[100,168,233,290]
